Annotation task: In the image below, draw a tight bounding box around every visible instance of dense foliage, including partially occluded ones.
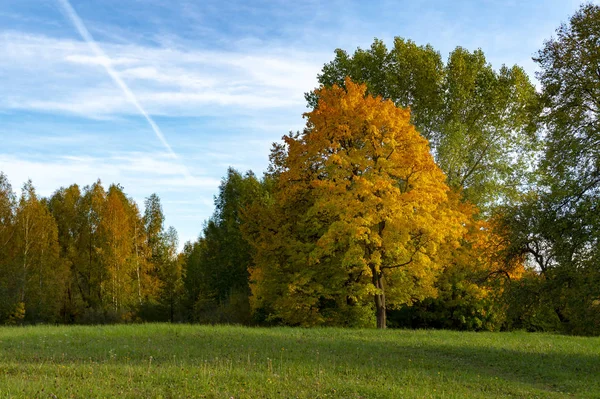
[309,38,540,211]
[245,80,473,328]
[0,176,182,324]
[1,4,599,334]
[181,168,264,324]
[498,3,600,335]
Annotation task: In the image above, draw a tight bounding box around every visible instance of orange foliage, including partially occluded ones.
[248,79,470,327]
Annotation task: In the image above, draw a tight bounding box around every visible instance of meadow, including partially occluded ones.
[0,324,598,398]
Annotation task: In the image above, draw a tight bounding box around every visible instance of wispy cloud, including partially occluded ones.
[2,0,587,248]
[0,153,219,195]
[0,31,324,118]
[56,0,191,179]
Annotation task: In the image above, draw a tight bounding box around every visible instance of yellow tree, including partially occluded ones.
[50,181,160,322]
[48,184,83,321]
[12,181,66,322]
[249,79,466,328]
[0,173,17,321]
[76,181,107,312]
[0,173,14,257]
[100,184,136,315]
[128,200,159,307]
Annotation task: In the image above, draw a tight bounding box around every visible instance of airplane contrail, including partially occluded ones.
[56,0,192,179]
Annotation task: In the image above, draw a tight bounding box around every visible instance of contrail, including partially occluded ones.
[56,0,192,179]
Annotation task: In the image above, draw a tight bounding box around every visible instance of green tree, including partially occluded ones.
[129,201,156,308]
[500,4,600,335]
[141,193,180,321]
[158,226,183,322]
[49,182,163,323]
[181,240,203,320]
[536,3,600,193]
[182,168,263,324]
[144,193,165,264]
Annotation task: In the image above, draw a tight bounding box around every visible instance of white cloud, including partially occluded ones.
[0,31,325,118]
[1,0,586,250]
[0,152,220,197]
[65,54,137,66]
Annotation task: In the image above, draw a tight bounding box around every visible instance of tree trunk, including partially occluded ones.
[373,271,386,329]
[21,214,30,303]
[134,224,142,305]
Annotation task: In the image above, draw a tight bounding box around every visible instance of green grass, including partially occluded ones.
[0,324,598,398]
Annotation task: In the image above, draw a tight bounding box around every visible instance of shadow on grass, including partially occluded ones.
[0,325,597,396]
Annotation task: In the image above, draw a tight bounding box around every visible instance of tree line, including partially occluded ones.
[0,178,183,324]
[185,4,600,334]
[1,4,598,334]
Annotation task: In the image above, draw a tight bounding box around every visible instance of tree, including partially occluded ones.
[537,4,600,335]
[247,80,467,328]
[48,184,83,321]
[182,168,263,324]
[391,199,525,331]
[141,193,184,321]
[0,173,16,321]
[144,193,165,265]
[536,3,600,193]
[158,226,183,322]
[48,182,164,323]
[142,193,167,315]
[0,174,183,324]
[101,184,137,315]
[0,173,15,253]
[76,181,107,313]
[11,181,65,322]
[499,4,600,335]
[312,38,539,210]
[129,201,157,307]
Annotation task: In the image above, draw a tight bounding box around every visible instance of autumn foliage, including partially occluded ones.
[0,176,184,324]
[245,79,477,328]
[0,81,526,329]
[3,5,600,334]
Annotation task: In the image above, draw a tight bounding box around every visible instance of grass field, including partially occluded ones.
[0,324,598,398]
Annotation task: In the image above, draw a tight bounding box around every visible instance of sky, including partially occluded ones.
[0,0,590,247]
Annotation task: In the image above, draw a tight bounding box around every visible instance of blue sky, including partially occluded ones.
[0,0,590,247]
